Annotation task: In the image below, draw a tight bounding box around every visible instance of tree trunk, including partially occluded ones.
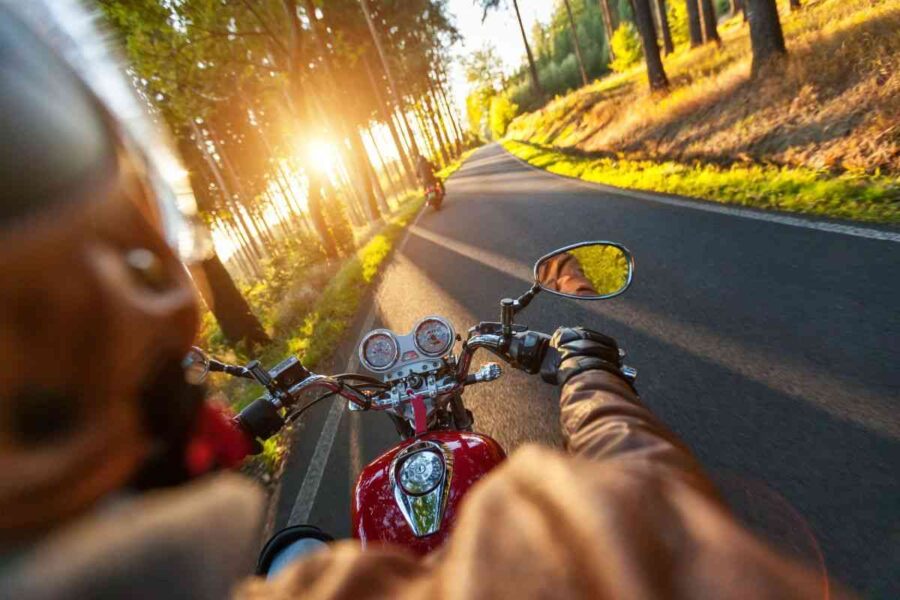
[512,0,545,100]
[745,0,786,76]
[429,84,458,157]
[736,0,747,21]
[632,0,669,91]
[599,0,617,61]
[350,128,388,217]
[306,175,339,258]
[654,0,675,54]
[192,253,270,347]
[414,103,440,165]
[563,0,590,85]
[699,0,722,45]
[425,92,452,164]
[366,128,401,201]
[685,0,704,47]
[435,76,465,153]
[363,56,417,187]
[358,0,421,157]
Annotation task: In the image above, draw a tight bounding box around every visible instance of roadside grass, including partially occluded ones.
[503,139,900,224]
[507,0,900,177]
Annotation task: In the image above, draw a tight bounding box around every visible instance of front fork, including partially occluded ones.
[449,393,474,432]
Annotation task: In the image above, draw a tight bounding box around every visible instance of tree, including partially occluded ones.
[654,0,675,55]
[685,0,704,47]
[598,0,618,61]
[698,0,722,45]
[478,0,545,101]
[745,0,786,75]
[563,0,591,86]
[631,0,669,91]
[191,255,270,346]
[789,0,801,11]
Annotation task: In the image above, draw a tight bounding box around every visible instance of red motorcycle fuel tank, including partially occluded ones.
[351,431,505,554]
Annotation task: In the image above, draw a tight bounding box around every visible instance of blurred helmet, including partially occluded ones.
[0,0,209,536]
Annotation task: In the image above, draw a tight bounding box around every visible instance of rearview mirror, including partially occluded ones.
[182,346,210,384]
[534,242,633,300]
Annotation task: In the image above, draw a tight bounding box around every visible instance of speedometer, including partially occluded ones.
[414,317,454,357]
[360,330,399,372]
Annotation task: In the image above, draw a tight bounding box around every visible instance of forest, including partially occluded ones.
[99,1,469,375]
[467,0,898,223]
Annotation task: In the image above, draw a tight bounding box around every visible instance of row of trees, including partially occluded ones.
[478,0,796,110]
[100,0,466,345]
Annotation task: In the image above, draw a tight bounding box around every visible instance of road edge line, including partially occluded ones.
[498,142,900,244]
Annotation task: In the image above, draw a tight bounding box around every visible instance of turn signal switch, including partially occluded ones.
[465,363,502,385]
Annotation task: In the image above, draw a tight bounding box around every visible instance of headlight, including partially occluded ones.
[398,451,444,496]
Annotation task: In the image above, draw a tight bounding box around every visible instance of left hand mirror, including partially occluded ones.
[534,241,634,300]
[182,346,210,384]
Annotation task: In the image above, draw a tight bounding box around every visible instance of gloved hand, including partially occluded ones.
[540,326,633,387]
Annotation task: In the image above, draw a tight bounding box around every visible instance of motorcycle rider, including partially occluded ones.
[1,2,844,598]
[416,153,442,193]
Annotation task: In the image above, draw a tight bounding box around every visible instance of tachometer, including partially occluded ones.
[360,330,399,372]
[414,317,454,357]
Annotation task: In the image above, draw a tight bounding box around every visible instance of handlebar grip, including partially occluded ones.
[507,331,551,374]
[235,397,285,443]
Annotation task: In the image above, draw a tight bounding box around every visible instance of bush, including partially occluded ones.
[489,94,519,139]
[609,22,642,73]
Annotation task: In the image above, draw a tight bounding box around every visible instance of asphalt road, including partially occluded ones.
[274,143,899,597]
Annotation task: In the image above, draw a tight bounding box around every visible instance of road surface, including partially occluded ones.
[273,143,899,597]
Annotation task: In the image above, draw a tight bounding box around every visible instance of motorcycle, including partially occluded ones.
[185,241,635,556]
[425,181,444,211]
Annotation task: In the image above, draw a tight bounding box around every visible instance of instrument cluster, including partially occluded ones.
[359,316,456,378]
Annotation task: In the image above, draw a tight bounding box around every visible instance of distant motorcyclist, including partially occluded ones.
[416,154,442,191]
[0,2,847,599]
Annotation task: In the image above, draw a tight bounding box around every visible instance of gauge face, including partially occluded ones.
[414,318,453,356]
[361,331,398,371]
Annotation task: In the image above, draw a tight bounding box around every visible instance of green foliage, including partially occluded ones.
[489,94,519,139]
[667,0,691,47]
[503,140,900,224]
[466,86,494,139]
[610,22,643,73]
[568,245,629,295]
[504,0,610,111]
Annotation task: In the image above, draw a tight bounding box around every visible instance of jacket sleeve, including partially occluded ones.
[559,370,714,492]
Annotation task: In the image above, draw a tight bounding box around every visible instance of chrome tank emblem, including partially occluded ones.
[389,440,453,537]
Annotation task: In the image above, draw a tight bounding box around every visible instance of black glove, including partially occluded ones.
[540,326,632,387]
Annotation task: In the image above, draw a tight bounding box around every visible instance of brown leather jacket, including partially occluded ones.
[1,371,845,599]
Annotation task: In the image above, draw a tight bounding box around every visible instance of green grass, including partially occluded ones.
[502,139,900,224]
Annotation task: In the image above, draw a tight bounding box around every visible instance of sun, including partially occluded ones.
[304,138,340,177]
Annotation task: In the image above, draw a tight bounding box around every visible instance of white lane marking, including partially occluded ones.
[288,204,427,526]
[500,144,900,243]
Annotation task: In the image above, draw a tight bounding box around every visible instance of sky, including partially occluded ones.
[444,0,556,111]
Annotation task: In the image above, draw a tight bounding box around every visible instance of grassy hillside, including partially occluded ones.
[504,0,899,222]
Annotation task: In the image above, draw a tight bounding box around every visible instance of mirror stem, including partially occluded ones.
[500,284,542,340]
